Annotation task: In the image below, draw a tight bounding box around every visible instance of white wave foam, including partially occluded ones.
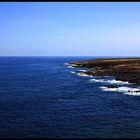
[67,66,74,68]
[79,70,87,72]
[64,63,69,65]
[71,71,91,77]
[90,78,106,82]
[107,79,129,85]
[64,63,77,67]
[77,73,89,76]
[123,92,140,96]
[71,71,76,74]
[100,86,140,96]
[100,86,118,92]
[90,78,130,85]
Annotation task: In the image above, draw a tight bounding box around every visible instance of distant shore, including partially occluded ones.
[67,58,140,84]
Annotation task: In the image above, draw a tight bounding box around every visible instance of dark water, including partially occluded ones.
[0,56,140,138]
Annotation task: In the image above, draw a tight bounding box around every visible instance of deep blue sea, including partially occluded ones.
[0,56,140,138]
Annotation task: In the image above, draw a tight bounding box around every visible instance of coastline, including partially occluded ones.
[67,57,140,84]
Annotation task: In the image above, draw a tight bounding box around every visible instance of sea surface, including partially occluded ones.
[0,56,140,138]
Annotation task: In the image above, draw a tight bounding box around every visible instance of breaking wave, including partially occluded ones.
[67,66,74,68]
[70,71,93,77]
[100,86,140,96]
[79,70,87,72]
[70,71,76,74]
[64,63,76,68]
[123,92,140,96]
[90,78,130,85]
[76,72,89,77]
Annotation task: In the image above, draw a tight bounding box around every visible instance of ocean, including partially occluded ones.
[0,56,140,138]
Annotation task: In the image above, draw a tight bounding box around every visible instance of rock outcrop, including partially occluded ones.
[68,58,140,84]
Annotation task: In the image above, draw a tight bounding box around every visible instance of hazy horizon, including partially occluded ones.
[0,2,140,56]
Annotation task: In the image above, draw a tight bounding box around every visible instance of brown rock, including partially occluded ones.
[68,58,140,84]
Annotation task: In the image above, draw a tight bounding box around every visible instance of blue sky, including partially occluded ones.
[0,2,140,56]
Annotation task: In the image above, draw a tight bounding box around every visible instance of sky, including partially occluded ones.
[0,2,140,56]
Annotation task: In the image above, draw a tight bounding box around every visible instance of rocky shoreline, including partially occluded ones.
[67,58,140,84]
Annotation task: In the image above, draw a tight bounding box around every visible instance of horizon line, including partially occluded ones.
[0,55,139,57]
